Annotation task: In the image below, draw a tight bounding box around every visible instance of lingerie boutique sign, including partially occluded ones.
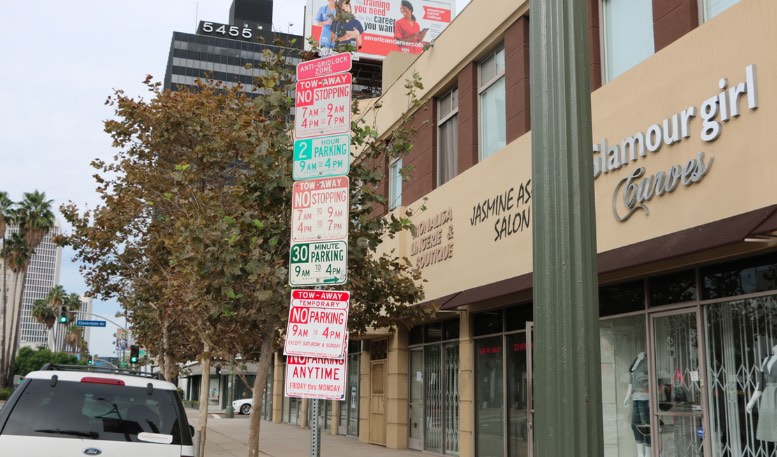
[597,64,759,222]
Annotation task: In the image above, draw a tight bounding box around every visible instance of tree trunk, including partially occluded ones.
[197,345,212,457]
[0,254,8,388]
[248,322,276,457]
[1,270,26,386]
[160,315,173,381]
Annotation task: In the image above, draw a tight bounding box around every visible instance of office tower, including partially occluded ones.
[164,0,303,94]
[1,222,63,350]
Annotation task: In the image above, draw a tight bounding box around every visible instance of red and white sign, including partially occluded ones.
[294,73,352,139]
[284,290,350,359]
[305,0,454,60]
[285,356,347,400]
[297,52,352,81]
[291,176,349,242]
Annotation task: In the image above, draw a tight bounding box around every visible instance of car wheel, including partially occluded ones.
[240,404,251,415]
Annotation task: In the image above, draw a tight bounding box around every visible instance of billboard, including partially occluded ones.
[305,0,454,59]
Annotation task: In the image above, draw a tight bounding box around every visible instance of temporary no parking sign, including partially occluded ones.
[294,73,352,139]
[284,289,350,359]
[285,356,347,400]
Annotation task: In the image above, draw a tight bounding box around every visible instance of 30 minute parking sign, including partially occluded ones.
[289,240,347,286]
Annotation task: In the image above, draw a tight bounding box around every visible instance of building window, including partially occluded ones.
[602,0,654,82]
[389,158,402,210]
[437,88,458,186]
[478,45,506,160]
[703,0,740,21]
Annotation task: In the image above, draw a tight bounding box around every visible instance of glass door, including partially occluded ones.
[409,348,423,450]
[651,308,708,457]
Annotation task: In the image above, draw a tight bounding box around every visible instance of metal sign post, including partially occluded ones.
[291,53,353,457]
[310,398,321,457]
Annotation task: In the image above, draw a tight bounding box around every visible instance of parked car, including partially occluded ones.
[232,397,253,415]
[0,364,195,457]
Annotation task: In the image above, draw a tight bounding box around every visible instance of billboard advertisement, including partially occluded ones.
[305,0,454,59]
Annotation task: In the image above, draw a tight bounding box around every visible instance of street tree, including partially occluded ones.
[59,45,429,457]
[14,346,82,376]
[0,191,55,387]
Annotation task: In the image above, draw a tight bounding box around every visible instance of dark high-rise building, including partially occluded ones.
[163,0,382,97]
[230,0,273,25]
[163,0,303,94]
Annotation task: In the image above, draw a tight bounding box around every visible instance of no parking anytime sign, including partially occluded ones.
[285,356,347,400]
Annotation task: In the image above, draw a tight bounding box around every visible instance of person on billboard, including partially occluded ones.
[394,0,427,54]
[315,0,337,49]
[331,0,364,49]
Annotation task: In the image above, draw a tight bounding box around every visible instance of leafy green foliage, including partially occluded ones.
[58,47,430,381]
[14,346,83,376]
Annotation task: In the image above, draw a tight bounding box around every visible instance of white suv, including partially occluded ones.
[0,364,195,457]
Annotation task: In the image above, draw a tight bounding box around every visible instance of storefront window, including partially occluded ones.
[705,295,777,457]
[702,252,777,300]
[339,342,360,436]
[476,336,504,457]
[599,314,647,457]
[506,333,529,457]
[600,280,645,317]
[474,311,503,336]
[409,320,460,454]
[649,270,697,307]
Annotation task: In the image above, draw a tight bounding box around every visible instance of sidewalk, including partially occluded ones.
[187,408,422,457]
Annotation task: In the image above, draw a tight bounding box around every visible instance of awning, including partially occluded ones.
[436,204,777,310]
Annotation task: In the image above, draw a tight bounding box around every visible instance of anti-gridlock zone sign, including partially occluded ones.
[291,176,349,242]
[284,290,350,359]
[285,356,347,400]
[294,73,352,139]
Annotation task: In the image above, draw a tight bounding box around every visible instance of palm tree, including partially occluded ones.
[0,191,12,387]
[31,298,56,329]
[0,191,55,387]
[18,191,55,252]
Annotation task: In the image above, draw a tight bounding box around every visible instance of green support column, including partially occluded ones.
[529,1,604,456]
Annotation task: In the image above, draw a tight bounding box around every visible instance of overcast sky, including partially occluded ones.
[0,0,469,358]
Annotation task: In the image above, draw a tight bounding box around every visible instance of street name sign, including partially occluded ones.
[294,73,352,139]
[296,52,352,81]
[291,176,349,242]
[285,356,347,400]
[293,134,351,180]
[289,240,347,286]
[284,290,350,359]
[76,320,107,328]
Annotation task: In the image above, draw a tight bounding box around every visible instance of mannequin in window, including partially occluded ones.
[624,351,651,457]
[746,344,777,442]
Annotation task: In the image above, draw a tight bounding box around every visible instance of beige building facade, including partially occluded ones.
[268,1,777,457]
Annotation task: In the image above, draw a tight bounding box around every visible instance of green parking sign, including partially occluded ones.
[289,241,348,286]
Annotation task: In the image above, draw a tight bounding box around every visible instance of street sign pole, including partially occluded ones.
[530,1,603,456]
[311,398,321,457]
[293,53,353,457]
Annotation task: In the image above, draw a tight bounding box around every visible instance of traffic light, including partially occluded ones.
[58,306,68,324]
[129,345,140,364]
[87,354,94,365]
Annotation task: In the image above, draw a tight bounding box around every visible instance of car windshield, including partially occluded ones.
[2,378,186,445]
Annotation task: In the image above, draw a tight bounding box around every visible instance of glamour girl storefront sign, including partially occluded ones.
[596,64,759,222]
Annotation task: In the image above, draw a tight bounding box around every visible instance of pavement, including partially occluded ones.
[187,408,422,457]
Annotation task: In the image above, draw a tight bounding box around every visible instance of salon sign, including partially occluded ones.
[596,65,759,222]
